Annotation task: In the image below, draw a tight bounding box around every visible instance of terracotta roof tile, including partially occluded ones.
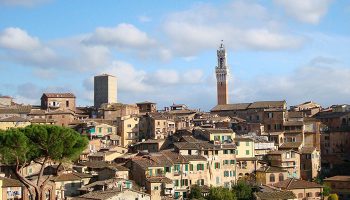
[273,178,323,190]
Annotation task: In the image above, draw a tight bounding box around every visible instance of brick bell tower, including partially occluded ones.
[215,41,229,105]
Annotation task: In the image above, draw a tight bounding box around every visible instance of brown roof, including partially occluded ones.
[146,176,172,184]
[74,189,149,200]
[54,172,92,182]
[273,178,323,189]
[0,116,29,122]
[324,176,350,182]
[0,105,32,114]
[248,101,286,109]
[203,128,234,134]
[211,103,251,111]
[255,191,296,200]
[0,177,23,187]
[78,161,125,170]
[279,142,303,149]
[42,93,76,98]
[300,147,316,154]
[256,166,287,173]
[182,155,207,161]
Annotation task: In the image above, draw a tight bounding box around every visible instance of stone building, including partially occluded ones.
[273,178,323,200]
[267,150,301,179]
[40,93,76,111]
[94,74,117,109]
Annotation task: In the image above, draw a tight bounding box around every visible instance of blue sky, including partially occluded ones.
[0,0,350,110]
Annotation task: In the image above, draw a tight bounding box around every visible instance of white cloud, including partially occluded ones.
[0,28,41,51]
[274,0,333,24]
[162,1,304,56]
[85,23,156,49]
[232,57,350,107]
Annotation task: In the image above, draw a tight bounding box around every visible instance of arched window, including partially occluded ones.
[279,173,284,182]
[269,174,275,183]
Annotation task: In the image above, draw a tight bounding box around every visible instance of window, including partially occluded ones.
[149,169,152,176]
[157,122,160,126]
[230,160,235,165]
[267,125,271,130]
[246,150,250,155]
[197,164,204,171]
[174,165,180,172]
[197,179,204,186]
[98,127,102,133]
[298,193,303,198]
[224,171,229,177]
[181,179,188,186]
[224,150,228,154]
[189,164,193,171]
[236,142,240,146]
[165,167,171,173]
[268,112,274,118]
[230,149,235,154]
[269,174,275,182]
[107,128,112,133]
[127,124,131,128]
[215,150,219,155]
[279,173,284,182]
[185,164,188,171]
[204,150,208,155]
[154,186,159,190]
[256,115,260,120]
[66,100,69,107]
[188,150,192,155]
[223,160,229,165]
[214,162,220,169]
[246,142,249,146]
[174,180,179,186]
[307,192,313,197]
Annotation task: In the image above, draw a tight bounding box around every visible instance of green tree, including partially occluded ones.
[0,125,88,200]
[328,194,339,200]
[232,181,252,200]
[189,185,204,200]
[322,184,331,196]
[207,187,236,200]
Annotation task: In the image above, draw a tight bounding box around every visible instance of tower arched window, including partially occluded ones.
[279,173,284,182]
[269,174,275,183]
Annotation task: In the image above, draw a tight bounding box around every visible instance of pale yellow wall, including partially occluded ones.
[119,115,140,147]
[0,121,31,130]
[291,188,323,200]
[236,140,255,158]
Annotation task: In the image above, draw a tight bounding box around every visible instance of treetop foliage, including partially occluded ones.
[0,124,88,166]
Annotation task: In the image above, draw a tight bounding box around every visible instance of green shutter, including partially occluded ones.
[185,164,188,171]
[149,169,152,176]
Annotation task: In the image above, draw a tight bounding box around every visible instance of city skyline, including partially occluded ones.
[1,0,350,110]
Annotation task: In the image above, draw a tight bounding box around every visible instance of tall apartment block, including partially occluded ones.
[94,74,117,109]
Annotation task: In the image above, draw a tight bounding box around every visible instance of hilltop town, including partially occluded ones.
[0,43,349,200]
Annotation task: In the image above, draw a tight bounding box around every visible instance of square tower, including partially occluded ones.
[94,74,117,109]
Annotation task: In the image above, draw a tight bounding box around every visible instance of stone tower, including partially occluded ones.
[215,41,229,105]
[94,74,117,109]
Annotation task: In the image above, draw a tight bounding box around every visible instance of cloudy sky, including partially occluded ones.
[0,0,349,110]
